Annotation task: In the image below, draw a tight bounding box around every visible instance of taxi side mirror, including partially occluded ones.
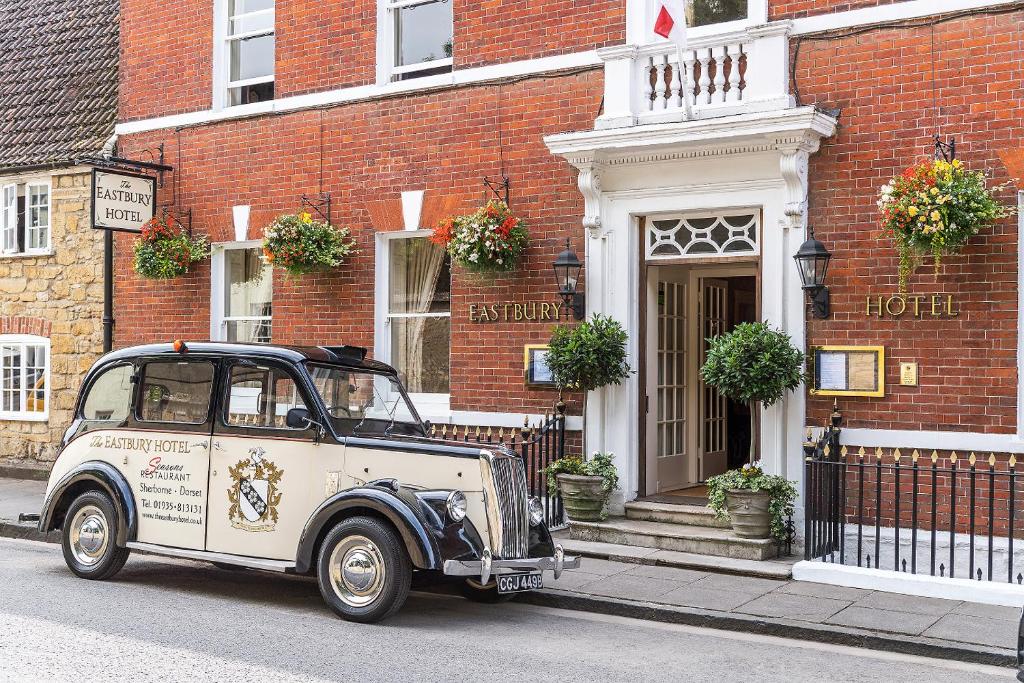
[287,407,325,444]
[286,408,313,429]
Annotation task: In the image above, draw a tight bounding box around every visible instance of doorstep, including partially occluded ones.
[554,531,797,580]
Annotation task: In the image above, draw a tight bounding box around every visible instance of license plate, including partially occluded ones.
[497,572,543,594]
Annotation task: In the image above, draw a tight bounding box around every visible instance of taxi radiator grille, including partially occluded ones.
[490,456,529,559]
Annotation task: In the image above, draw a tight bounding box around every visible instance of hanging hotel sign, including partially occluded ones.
[469,301,564,323]
[91,169,157,233]
[865,294,959,318]
[810,345,885,398]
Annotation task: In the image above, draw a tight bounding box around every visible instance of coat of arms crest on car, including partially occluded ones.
[227,446,284,532]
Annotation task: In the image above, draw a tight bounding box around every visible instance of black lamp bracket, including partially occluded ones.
[301,192,332,225]
[562,292,585,321]
[483,176,511,206]
[934,135,956,162]
[806,285,830,319]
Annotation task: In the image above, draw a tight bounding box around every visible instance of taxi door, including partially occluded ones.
[205,359,325,560]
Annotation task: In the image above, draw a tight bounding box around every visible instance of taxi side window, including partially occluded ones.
[138,361,215,425]
[81,364,133,422]
[226,364,306,429]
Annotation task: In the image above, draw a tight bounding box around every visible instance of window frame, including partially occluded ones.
[221,360,311,432]
[213,0,276,110]
[374,230,451,419]
[640,0,767,42]
[79,361,136,424]
[0,335,50,422]
[376,0,454,85]
[0,179,52,257]
[25,181,50,253]
[134,359,217,426]
[210,241,273,343]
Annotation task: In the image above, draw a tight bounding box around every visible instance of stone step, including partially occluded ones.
[624,501,729,528]
[569,517,779,561]
[554,535,795,580]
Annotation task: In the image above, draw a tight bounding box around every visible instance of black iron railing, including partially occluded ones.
[806,443,1024,583]
[430,403,568,528]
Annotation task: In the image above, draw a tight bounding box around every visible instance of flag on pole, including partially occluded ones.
[653,0,688,48]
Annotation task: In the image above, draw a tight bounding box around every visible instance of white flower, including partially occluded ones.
[468,253,479,262]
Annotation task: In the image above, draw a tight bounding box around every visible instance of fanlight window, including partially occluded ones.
[646,212,759,260]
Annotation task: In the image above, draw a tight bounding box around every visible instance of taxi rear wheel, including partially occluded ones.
[316,516,411,623]
[61,491,130,580]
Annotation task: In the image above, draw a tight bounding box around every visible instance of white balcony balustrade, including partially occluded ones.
[596,22,794,130]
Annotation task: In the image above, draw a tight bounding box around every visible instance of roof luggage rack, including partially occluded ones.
[321,345,368,362]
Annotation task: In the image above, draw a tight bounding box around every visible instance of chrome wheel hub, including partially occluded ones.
[329,535,386,608]
[69,505,109,567]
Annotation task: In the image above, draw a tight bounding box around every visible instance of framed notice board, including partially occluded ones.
[810,346,885,398]
[524,344,556,387]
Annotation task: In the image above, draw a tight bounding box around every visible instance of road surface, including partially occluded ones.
[0,537,1012,682]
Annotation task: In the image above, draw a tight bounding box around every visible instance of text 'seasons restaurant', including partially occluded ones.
[13,0,1024,588]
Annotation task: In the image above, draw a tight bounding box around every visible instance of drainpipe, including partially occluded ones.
[99,133,118,353]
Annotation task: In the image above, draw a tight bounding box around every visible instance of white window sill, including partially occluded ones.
[0,413,48,422]
[0,250,53,260]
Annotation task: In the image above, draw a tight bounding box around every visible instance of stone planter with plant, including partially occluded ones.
[544,452,619,522]
[706,462,797,540]
[544,314,631,521]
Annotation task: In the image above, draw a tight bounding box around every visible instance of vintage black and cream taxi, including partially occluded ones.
[39,342,579,622]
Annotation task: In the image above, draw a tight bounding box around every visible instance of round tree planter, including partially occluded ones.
[556,474,607,522]
[725,489,772,539]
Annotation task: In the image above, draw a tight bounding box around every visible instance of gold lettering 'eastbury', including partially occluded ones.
[469,301,564,323]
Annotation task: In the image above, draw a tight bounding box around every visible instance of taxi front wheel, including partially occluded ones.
[61,491,130,580]
[316,516,411,623]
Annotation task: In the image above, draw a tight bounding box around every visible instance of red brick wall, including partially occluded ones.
[120,0,214,121]
[116,73,598,416]
[120,0,623,121]
[454,0,624,69]
[771,0,903,20]
[275,0,376,96]
[797,11,1023,433]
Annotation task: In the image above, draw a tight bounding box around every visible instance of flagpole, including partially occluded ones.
[677,44,692,120]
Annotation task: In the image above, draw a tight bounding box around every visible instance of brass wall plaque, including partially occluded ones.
[899,362,919,386]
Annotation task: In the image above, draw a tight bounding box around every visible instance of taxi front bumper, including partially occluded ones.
[442,544,580,585]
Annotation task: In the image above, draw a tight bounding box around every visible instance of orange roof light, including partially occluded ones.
[172,339,188,353]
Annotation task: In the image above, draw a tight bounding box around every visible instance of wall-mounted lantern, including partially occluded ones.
[553,239,585,320]
[793,228,832,319]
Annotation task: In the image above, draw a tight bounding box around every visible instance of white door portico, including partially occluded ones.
[546,107,837,513]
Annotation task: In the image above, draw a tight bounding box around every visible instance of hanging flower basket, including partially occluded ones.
[878,158,1015,292]
[431,200,528,273]
[132,214,209,279]
[261,212,356,276]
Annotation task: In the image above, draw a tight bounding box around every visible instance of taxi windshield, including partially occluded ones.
[306,363,424,437]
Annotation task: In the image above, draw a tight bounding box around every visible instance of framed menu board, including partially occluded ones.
[811,346,885,397]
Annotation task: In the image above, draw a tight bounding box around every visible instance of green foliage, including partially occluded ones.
[544,451,619,498]
[262,212,356,276]
[699,322,804,407]
[133,215,209,279]
[690,0,747,27]
[546,314,631,393]
[705,463,797,540]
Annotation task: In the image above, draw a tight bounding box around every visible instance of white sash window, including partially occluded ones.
[214,0,275,108]
[1,180,51,256]
[211,244,273,342]
[0,336,49,421]
[378,0,453,83]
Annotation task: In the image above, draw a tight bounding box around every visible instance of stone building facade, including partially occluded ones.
[0,170,105,465]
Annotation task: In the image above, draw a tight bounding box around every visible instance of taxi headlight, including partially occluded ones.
[528,496,545,527]
[446,491,468,522]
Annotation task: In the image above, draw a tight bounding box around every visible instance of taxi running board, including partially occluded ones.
[125,542,297,573]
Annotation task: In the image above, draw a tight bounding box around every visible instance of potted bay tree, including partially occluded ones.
[699,322,802,539]
[543,314,630,521]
